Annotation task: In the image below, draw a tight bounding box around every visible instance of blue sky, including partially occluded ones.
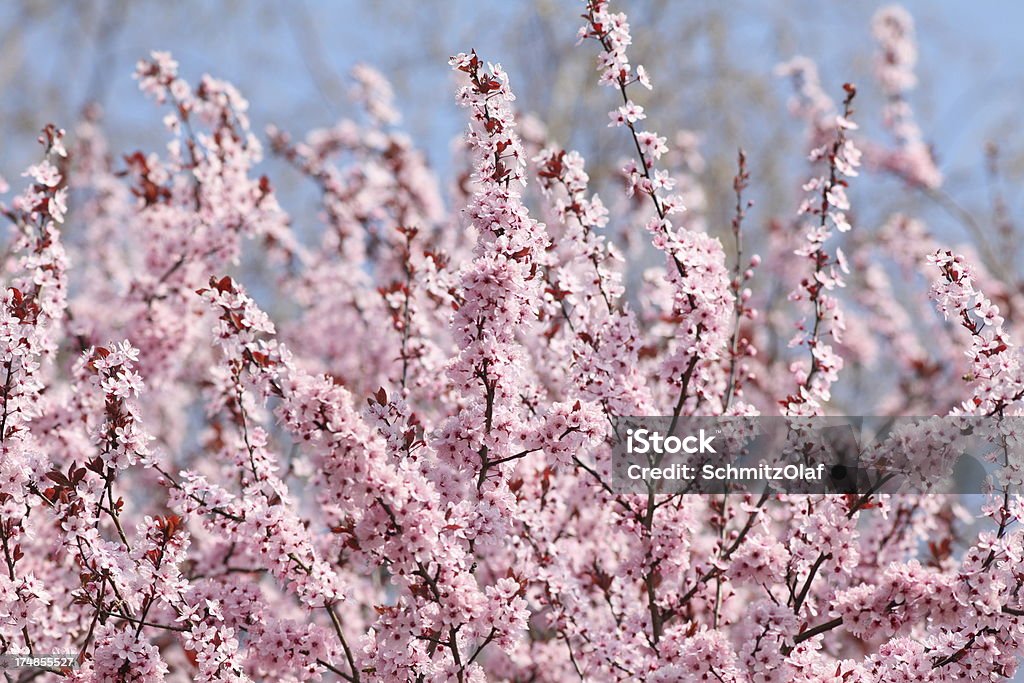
[2,0,1022,185]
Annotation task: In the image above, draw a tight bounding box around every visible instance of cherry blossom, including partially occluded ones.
[1,3,1023,682]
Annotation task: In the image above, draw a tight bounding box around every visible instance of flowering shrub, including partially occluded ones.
[1,1,1022,681]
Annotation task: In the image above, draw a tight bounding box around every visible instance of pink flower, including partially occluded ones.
[1,9,1022,682]
[23,159,60,187]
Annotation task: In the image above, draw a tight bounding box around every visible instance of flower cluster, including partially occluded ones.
[775,57,836,145]
[870,5,943,189]
[781,85,862,415]
[580,0,734,416]
[929,249,1024,415]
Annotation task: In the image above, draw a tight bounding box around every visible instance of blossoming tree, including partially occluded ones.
[1,1,1022,681]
